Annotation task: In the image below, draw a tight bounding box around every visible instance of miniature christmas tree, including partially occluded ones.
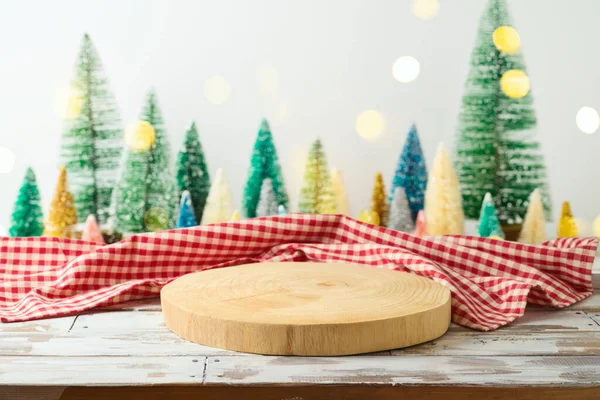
[388,187,414,233]
[111,90,175,234]
[59,34,123,225]
[371,172,389,227]
[414,210,427,236]
[176,190,198,228]
[82,214,105,244]
[331,168,351,216]
[242,119,288,218]
[557,201,578,238]
[176,122,210,222]
[454,0,551,226]
[256,178,279,217]
[230,210,241,221]
[44,167,78,238]
[390,124,427,222]
[298,139,337,214]
[358,209,380,226]
[278,205,287,215]
[477,192,505,238]
[518,189,546,244]
[593,215,600,239]
[9,168,44,237]
[424,143,464,235]
[201,169,234,225]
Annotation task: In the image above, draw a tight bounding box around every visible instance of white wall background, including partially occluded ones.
[1,0,599,234]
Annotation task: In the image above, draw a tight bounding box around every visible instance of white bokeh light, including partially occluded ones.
[0,147,16,174]
[204,76,232,105]
[411,0,440,20]
[576,106,599,134]
[392,56,420,83]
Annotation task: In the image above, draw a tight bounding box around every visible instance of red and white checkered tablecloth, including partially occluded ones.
[0,214,597,330]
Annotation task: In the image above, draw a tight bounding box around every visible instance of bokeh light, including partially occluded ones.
[0,147,16,174]
[257,64,279,97]
[411,0,440,20]
[125,121,156,151]
[574,218,590,236]
[493,26,521,54]
[54,86,83,120]
[576,106,599,134]
[204,76,232,105]
[500,69,530,99]
[144,207,169,232]
[356,110,385,140]
[392,56,420,83]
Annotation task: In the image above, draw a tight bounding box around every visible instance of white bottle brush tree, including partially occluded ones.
[424,143,464,235]
[256,178,279,217]
[518,189,546,244]
[201,168,234,224]
[388,187,414,233]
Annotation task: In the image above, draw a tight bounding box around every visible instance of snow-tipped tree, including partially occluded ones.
[242,119,288,218]
[331,168,351,216]
[59,34,123,225]
[518,189,546,244]
[388,187,414,233]
[477,192,504,238]
[176,122,210,222]
[424,143,464,235]
[9,168,44,237]
[256,178,279,217]
[201,169,234,224]
[176,190,198,228]
[390,124,427,222]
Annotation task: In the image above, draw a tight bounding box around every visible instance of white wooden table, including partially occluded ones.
[2,272,600,400]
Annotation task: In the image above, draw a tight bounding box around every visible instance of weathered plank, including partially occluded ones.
[393,331,600,356]
[569,293,600,312]
[204,355,600,386]
[0,315,75,334]
[0,356,206,386]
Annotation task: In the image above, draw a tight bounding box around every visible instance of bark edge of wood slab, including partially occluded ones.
[161,262,451,356]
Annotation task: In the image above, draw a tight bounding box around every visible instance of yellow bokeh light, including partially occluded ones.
[356,110,385,140]
[0,147,16,174]
[411,0,440,20]
[576,106,599,134]
[125,121,156,151]
[500,69,530,99]
[144,207,169,232]
[55,86,83,120]
[392,56,420,83]
[204,76,232,105]
[493,26,521,54]
[257,64,279,97]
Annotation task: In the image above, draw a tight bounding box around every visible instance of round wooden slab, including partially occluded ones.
[161,262,451,356]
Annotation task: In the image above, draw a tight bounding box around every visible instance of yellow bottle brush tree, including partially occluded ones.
[370,172,389,227]
[424,143,464,235]
[557,201,578,238]
[331,168,351,216]
[298,138,337,214]
[44,167,78,238]
[518,189,547,244]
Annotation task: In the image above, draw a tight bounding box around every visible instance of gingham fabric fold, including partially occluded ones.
[0,214,597,330]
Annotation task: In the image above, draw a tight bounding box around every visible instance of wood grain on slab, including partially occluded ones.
[161,262,451,355]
